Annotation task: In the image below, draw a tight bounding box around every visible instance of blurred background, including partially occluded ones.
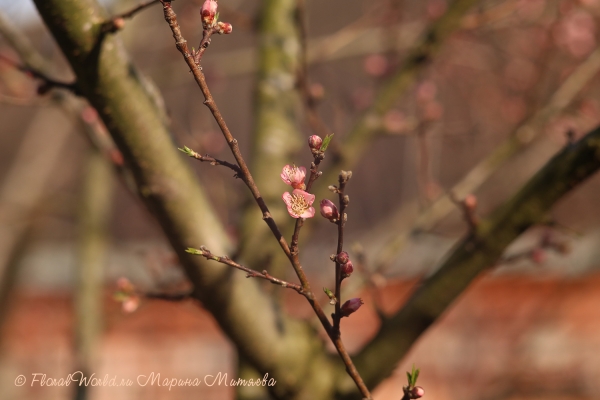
[1,0,600,399]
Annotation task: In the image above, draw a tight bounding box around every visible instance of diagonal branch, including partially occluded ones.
[315,0,481,198]
[371,44,600,270]
[334,125,600,398]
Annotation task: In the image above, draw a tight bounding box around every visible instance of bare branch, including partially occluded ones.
[186,247,303,293]
[372,44,600,271]
[178,145,241,176]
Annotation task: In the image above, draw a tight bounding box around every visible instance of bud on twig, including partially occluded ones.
[308,135,323,150]
[340,298,363,317]
[217,21,233,34]
[336,251,349,264]
[341,260,353,279]
[410,386,425,399]
[320,199,339,222]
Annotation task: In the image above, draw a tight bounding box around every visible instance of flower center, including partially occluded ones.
[284,166,299,181]
[290,194,310,215]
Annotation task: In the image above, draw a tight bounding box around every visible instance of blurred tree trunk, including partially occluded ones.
[73,150,113,400]
[238,0,304,271]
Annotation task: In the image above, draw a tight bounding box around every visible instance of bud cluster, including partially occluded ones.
[201,0,233,34]
[333,251,354,279]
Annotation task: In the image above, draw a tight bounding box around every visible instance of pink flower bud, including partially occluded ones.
[341,260,353,279]
[340,298,363,317]
[336,251,349,264]
[201,0,218,28]
[281,164,306,189]
[308,135,323,150]
[410,386,425,399]
[282,189,315,219]
[320,199,339,221]
[217,21,233,35]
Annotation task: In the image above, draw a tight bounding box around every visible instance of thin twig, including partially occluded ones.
[332,171,351,335]
[0,54,78,94]
[178,145,241,176]
[186,247,303,293]
[193,27,218,65]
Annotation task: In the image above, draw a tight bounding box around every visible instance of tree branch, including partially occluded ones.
[371,44,600,270]
[335,125,600,398]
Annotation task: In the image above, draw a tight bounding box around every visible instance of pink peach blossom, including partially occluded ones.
[281,165,306,189]
[282,189,315,219]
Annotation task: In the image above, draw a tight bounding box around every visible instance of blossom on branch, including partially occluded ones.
[281,164,306,189]
[282,189,315,219]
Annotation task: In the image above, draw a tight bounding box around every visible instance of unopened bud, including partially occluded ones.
[217,21,233,34]
[340,298,363,317]
[341,260,353,279]
[340,170,353,181]
[410,386,425,399]
[308,135,323,150]
[201,0,218,29]
[320,199,339,222]
[336,251,349,264]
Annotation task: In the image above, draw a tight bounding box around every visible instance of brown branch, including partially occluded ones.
[186,247,304,293]
[193,27,218,65]
[159,3,371,398]
[370,44,600,272]
[332,171,351,335]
